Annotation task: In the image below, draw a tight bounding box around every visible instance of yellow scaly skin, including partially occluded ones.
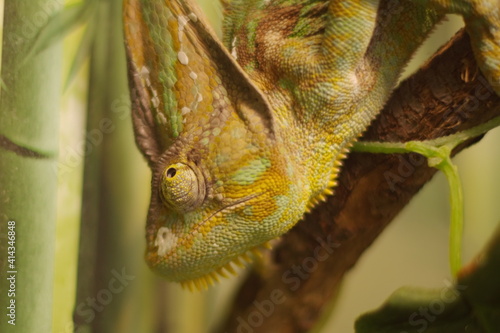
[123,0,500,289]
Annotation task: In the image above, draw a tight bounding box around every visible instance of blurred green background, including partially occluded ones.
[0,1,498,332]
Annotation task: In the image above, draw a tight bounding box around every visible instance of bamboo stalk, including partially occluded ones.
[73,0,153,332]
[0,1,62,332]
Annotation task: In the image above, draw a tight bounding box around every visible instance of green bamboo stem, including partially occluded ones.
[73,0,113,331]
[0,1,62,332]
[73,0,154,332]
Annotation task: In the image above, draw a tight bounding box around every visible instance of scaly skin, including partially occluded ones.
[123,0,500,289]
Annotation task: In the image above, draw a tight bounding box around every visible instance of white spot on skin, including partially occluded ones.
[139,66,150,78]
[178,51,189,65]
[348,72,359,87]
[152,96,160,108]
[155,227,178,256]
[174,14,203,112]
[177,16,190,44]
[157,112,167,125]
[126,5,137,20]
[178,15,189,31]
[231,37,238,59]
[188,13,198,22]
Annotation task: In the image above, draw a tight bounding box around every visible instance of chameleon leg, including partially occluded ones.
[323,0,380,74]
[317,1,442,138]
[422,0,500,94]
[365,2,443,89]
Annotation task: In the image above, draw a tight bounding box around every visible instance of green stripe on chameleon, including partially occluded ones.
[231,158,271,185]
[242,205,254,217]
[247,20,258,54]
[261,194,292,228]
[142,2,183,139]
[244,62,256,73]
[224,0,259,48]
[278,78,294,90]
[290,2,326,38]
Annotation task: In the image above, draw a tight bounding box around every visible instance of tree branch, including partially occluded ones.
[219,30,500,333]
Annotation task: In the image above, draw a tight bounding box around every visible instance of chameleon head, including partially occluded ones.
[123,0,328,289]
[144,118,306,289]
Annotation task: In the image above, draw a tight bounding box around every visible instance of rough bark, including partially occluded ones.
[219,30,500,333]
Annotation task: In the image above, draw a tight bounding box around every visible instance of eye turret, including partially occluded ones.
[160,163,205,212]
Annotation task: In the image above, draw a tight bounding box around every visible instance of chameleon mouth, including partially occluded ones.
[197,192,263,230]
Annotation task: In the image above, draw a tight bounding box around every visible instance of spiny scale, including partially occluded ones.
[179,243,271,291]
[304,144,352,213]
[305,165,341,213]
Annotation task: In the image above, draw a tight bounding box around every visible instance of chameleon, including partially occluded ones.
[123,0,500,289]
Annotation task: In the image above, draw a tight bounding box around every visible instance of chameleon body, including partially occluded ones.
[123,0,500,288]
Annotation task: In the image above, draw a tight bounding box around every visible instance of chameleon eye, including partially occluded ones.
[160,163,204,212]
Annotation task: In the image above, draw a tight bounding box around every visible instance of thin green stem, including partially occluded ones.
[439,158,464,276]
[353,115,500,154]
[402,142,464,276]
[352,141,410,154]
[428,115,500,149]
[350,116,500,277]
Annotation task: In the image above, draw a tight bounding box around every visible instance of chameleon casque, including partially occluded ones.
[123,0,500,289]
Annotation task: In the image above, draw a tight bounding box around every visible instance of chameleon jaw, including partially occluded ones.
[305,152,346,213]
[179,242,271,291]
[149,193,270,289]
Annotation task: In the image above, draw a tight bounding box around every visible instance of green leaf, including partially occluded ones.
[355,225,500,332]
[21,0,96,67]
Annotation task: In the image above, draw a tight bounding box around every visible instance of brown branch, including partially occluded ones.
[219,30,500,333]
